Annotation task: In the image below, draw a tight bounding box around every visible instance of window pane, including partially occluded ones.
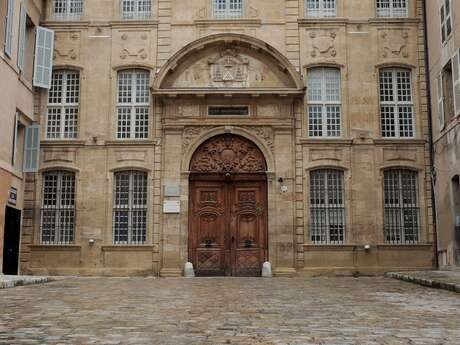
[308,105,323,137]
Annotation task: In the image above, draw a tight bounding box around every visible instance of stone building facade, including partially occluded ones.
[16,0,434,277]
[426,0,460,268]
[1,0,44,274]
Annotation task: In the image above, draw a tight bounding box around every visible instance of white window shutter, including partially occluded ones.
[453,50,460,117]
[23,125,40,172]
[33,27,54,89]
[17,3,27,72]
[4,0,14,57]
[437,74,445,130]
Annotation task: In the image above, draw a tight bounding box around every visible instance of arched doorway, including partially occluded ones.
[188,134,268,276]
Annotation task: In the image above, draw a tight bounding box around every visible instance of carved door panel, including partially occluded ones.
[230,181,267,277]
[189,181,227,276]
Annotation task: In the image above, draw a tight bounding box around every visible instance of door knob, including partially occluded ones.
[231,236,235,243]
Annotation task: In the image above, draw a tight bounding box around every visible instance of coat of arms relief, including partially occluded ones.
[208,49,249,87]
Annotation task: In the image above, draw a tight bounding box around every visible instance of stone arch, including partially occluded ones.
[182,126,275,173]
[153,33,304,91]
[189,134,267,174]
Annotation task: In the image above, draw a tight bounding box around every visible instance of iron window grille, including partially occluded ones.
[440,0,452,44]
[46,70,80,139]
[306,0,337,18]
[53,0,83,20]
[307,68,341,138]
[310,169,346,244]
[376,0,408,18]
[116,70,150,139]
[383,169,420,244]
[40,171,76,245]
[121,0,151,20]
[379,68,414,138]
[113,171,148,245]
[213,0,244,19]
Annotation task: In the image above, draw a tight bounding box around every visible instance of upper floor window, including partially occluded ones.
[121,0,151,20]
[440,0,452,44]
[113,171,148,245]
[379,68,414,138]
[53,0,83,20]
[46,70,80,139]
[3,0,14,57]
[310,169,345,244]
[213,0,243,19]
[306,0,336,18]
[41,170,76,245]
[383,169,420,244]
[307,67,341,138]
[117,70,150,139]
[376,0,408,18]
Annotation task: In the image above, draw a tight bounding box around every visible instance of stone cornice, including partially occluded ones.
[194,18,261,27]
[152,88,305,97]
[41,20,159,29]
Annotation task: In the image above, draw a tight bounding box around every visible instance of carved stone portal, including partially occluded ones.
[190,134,267,173]
[208,49,249,87]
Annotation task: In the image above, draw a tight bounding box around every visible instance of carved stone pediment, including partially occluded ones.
[208,49,249,87]
[190,134,267,173]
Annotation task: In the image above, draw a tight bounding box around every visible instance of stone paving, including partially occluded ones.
[1,277,460,345]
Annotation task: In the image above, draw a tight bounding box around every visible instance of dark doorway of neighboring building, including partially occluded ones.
[2,206,21,275]
[453,175,460,265]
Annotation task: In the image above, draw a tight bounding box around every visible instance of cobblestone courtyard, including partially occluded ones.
[1,277,460,345]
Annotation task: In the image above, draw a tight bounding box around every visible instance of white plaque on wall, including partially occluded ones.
[163,200,180,214]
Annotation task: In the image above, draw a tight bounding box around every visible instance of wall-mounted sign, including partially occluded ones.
[163,200,180,214]
[8,187,17,206]
[208,106,249,116]
[164,185,180,197]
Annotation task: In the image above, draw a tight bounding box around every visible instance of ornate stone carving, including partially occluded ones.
[182,126,209,150]
[379,30,409,59]
[208,49,249,87]
[53,32,80,61]
[242,126,274,151]
[190,134,267,173]
[117,31,150,61]
[309,30,337,58]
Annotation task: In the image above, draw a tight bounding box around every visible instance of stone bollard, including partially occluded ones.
[261,261,272,278]
[184,262,195,278]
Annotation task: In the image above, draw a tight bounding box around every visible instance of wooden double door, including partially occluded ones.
[189,175,268,276]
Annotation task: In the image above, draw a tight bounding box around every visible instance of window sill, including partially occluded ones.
[299,138,353,145]
[29,245,81,251]
[110,20,159,28]
[40,20,91,28]
[105,139,157,146]
[298,18,348,25]
[304,244,431,251]
[369,17,420,24]
[374,138,426,146]
[41,140,85,147]
[102,245,154,252]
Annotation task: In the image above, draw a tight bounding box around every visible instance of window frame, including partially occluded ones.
[383,169,420,244]
[52,0,83,21]
[120,0,152,20]
[46,70,80,140]
[116,69,150,140]
[305,0,337,18]
[379,68,415,139]
[40,170,76,245]
[309,169,346,245]
[440,0,452,45]
[376,0,408,18]
[307,67,342,138]
[212,0,244,19]
[112,171,148,245]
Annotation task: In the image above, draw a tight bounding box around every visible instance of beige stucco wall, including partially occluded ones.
[19,0,434,276]
[0,0,43,273]
[426,0,460,267]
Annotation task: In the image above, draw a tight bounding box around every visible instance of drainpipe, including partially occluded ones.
[423,0,439,269]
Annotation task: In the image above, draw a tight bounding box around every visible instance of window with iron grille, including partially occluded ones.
[306,0,336,18]
[307,68,341,138]
[121,0,151,20]
[376,0,408,18]
[383,169,420,244]
[46,70,80,139]
[41,171,76,244]
[213,0,243,19]
[379,68,414,138]
[53,0,83,20]
[116,70,150,139]
[310,169,345,244]
[113,171,148,245]
[440,0,452,44]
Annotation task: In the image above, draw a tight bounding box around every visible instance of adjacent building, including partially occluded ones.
[1,0,435,276]
[1,0,47,274]
[426,0,460,268]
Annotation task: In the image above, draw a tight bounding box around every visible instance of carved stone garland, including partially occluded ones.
[190,134,267,173]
